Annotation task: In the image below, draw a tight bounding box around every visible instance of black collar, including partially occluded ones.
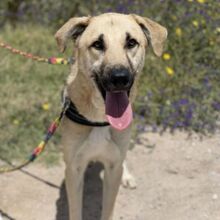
[65,100,109,127]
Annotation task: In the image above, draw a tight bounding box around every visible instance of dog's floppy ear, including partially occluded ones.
[131,14,167,57]
[55,16,91,53]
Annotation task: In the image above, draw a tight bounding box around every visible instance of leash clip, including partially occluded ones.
[63,97,71,112]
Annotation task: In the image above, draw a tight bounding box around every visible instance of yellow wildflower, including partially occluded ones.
[215,27,220,33]
[13,119,20,125]
[192,20,199,27]
[196,0,205,3]
[42,103,50,111]
[171,16,177,21]
[165,67,174,76]
[163,53,171,60]
[175,27,182,37]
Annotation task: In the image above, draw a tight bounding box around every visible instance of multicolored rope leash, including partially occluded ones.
[0,99,70,174]
[0,41,72,173]
[0,41,74,65]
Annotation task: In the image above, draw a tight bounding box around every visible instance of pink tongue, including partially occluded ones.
[105,91,133,131]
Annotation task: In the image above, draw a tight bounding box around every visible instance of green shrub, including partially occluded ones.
[135,0,220,133]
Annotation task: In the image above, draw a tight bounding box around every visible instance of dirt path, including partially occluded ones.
[0,131,220,220]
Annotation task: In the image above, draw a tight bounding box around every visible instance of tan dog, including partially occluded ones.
[55,13,167,220]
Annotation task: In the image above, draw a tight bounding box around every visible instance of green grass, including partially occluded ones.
[0,24,70,165]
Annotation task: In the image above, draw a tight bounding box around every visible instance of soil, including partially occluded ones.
[0,131,220,220]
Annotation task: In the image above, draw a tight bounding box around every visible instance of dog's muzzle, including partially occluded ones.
[93,65,134,131]
[100,66,134,93]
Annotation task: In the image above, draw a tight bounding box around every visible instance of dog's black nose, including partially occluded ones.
[110,67,131,90]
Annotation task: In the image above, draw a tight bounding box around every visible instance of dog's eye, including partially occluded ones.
[126,39,138,49]
[91,40,105,51]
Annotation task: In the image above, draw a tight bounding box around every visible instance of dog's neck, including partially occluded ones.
[66,65,106,122]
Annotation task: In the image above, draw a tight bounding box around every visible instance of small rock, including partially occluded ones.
[166,168,178,175]
[212,194,218,200]
[202,213,209,218]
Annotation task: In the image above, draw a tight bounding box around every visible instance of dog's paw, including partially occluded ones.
[99,165,137,189]
[121,172,137,189]
[99,170,104,180]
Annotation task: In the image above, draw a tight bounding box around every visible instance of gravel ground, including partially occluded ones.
[0,131,220,220]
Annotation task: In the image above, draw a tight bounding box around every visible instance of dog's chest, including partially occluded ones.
[88,127,111,146]
[78,127,121,164]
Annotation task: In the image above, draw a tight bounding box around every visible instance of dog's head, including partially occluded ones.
[55,13,167,130]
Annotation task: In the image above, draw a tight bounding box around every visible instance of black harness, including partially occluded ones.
[65,100,110,127]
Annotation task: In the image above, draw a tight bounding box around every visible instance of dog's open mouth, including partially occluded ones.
[95,76,133,131]
[105,91,132,131]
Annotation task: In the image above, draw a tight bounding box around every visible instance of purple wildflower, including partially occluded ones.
[212,102,220,111]
[178,98,189,105]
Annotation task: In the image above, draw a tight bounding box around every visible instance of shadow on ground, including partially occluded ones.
[56,162,103,220]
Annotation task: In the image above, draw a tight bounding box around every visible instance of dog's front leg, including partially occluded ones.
[101,162,123,220]
[65,161,87,220]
